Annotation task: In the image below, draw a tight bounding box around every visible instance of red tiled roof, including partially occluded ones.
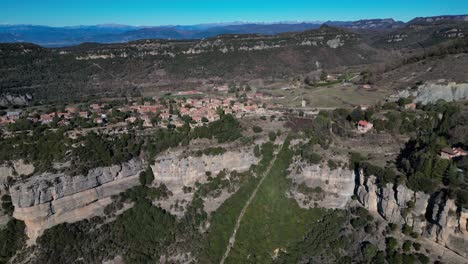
[358,120,369,126]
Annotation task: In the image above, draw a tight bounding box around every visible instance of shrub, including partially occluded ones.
[361,242,378,262]
[351,217,367,229]
[1,195,14,216]
[252,126,263,133]
[0,219,26,263]
[268,131,277,142]
[327,159,338,170]
[402,224,412,236]
[416,253,430,264]
[254,145,261,157]
[386,237,398,251]
[402,240,412,252]
[305,152,322,164]
[388,223,398,232]
[139,167,154,186]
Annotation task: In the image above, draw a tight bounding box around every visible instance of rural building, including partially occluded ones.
[357,120,373,133]
[440,147,468,159]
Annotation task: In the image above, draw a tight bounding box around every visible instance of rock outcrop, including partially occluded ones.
[355,170,468,258]
[0,160,34,186]
[392,82,468,105]
[0,93,32,107]
[289,163,355,209]
[150,148,258,216]
[9,159,144,243]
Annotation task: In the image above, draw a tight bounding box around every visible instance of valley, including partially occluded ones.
[0,13,467,264]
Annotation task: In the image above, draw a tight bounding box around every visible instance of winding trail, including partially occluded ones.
[219,144,282,264]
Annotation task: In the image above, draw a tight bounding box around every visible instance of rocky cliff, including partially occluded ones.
[355,170,468,258]
[7,147,258,242]
[289,162,355,209]
[391,82,468,105]
[9,158,144,243]
[150,147,258,216]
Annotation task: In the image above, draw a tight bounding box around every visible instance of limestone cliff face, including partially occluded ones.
[9,159,144,243]
[289,163,355,209]
[393,82,468,105]
[150,148,259,216]
[355,171,468,257]
[7,147,258,242]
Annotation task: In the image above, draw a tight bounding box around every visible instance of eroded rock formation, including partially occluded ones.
[393,82,468,105]
[9,159,144,243]
[150,148,259,216]
[289,163,355,209]
[355,170,468,258]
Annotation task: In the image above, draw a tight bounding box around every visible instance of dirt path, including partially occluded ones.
[219,144,283,264]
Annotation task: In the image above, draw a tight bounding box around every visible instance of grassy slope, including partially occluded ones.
[198,143,275,263]
[225,140,330,263]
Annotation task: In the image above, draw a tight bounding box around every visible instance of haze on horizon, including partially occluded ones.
[1,0,467,27]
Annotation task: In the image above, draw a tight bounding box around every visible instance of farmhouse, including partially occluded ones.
[357,120,373,133]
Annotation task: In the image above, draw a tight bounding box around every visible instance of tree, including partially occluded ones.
[361,242,378,263]
[254,145,261,157]
[431,158,449,180]
[402,241,412,252]
[320,71,328,81]
[348,108,365,122]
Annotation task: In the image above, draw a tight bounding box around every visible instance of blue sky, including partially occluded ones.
[1,0,467,26]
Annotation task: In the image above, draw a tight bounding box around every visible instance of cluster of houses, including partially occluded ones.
[0,106,94,127]
[0,91,274,130]
[122,92,272,127]
[0,111,21,125]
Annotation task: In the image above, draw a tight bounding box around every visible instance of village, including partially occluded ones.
[0,88,278,133]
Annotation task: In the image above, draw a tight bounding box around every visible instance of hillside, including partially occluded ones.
[0,26,394,104]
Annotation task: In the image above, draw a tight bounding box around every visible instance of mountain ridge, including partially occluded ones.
[1,15,465,47]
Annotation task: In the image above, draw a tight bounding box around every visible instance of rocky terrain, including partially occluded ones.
[149,147,258,216]
[289,161,354,208]
[356,171,468,261]
[391,82,468,104]
[5,146,258,243]
[9,158,144,242]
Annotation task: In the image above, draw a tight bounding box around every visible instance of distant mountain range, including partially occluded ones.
[0,15,467,47]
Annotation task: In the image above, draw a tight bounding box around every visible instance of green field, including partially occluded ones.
[270,84,391,108]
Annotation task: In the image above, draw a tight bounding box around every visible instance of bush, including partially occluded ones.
[304,152,322,164]
[388,223,398,232]
[327,159,338,170]
[268,131,277,142]
[139,167,154,186]
[254,145,261,157]
[349,152,366,170]
[0,219,26,263]
[252,126,263,133]
[351,217,367,229]
[1,195,14,216]
[402,240,412,252]
[386,237,398,251]
[416,253,430,264]
[402,224,412,236]
[361,242,378,262]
